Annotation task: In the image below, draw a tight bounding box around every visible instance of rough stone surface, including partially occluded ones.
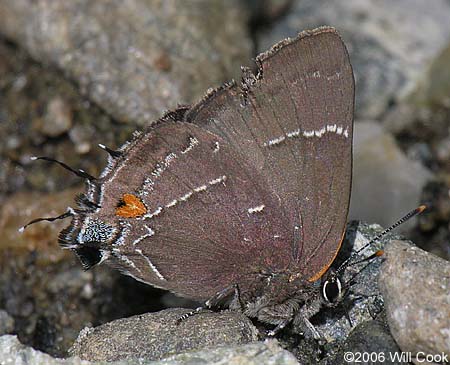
[258,0,450,119]
[379,240,450,359]
[0,189,80,265]
[40,96,73,137]
[0,335,299,365]
[0,39,131,201]
[159,339,301,365]
[0,0,252,125]
[247,0,292,22]
[412,42,450,109]
[323,319,403,365]
[0,335,92,365]
[0,310,15,335]
[70,308,259,362]
[349,121,432,232]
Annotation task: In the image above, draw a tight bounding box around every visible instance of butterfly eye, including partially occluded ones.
[322,276,343,304]
[75,245,103,270]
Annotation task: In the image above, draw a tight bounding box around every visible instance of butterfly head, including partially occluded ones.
[58,209,119,270]
[320,269,345,307]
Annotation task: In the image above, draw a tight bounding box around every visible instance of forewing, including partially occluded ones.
[92,120,292,301]
[185,27,355,281]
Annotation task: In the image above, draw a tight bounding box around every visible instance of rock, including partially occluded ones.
[420,178,450,234]
[39,96,73,137]
[68,124,95,155]
[0,310,15,335]
[382,103,450,171]
[0,188,81,265]
[435,137,450,168]
[0,335,89,365]
[0,335,299,365]
[246,0,293,22]
[160,339,300,365]
[381,103,428,137]
[324,320,403,365]
[417,178,450,260]
[412,42,450,109]
[378,240,450,361]
[0,39,126,198]
[70,308,258,362]
[349,121,432,232]
[257,0,450,119]
[0,0,252,125]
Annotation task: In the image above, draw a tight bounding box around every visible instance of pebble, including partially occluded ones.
[350,121,432,232]
[0,310,14,335]
[70,308,258,362]
[379,240,450,358]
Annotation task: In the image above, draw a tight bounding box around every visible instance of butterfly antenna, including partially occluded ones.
[18,209,74,233]
[98,144,122,158]
[343,250,384,289]
[337,205,426,275]
[30,156,97,181]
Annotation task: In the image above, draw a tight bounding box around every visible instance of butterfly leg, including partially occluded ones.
[177,307,203,324]
[265,304,322,340]
[297,313,322,341]
[339,299,354,327]
[267,315,294,336]
[229,283,245,312]
[205,283,241,308]
[176,284,238,324]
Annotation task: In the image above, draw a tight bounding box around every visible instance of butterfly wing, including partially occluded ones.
[71,116,293,301]
[185,27,355,281]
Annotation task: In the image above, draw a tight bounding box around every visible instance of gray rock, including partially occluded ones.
[0,310,14,335]
[0,38,126,197]
[159,339,300,365]
[435,137,450,167]
[0,335,299,365]
[379,240,450,360]
[0,335,92,365]
[323,320,403,365]
[257,0,450,119]
[246,0,292,21]
[412,42,450,109]
[70,308,259,362]
[40,96,73,137]
[349,121,432,232]
[0,0,251,125]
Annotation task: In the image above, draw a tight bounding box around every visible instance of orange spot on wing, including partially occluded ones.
[115,194,147,218]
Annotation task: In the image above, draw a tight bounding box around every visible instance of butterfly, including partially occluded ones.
[23,26,356,338]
